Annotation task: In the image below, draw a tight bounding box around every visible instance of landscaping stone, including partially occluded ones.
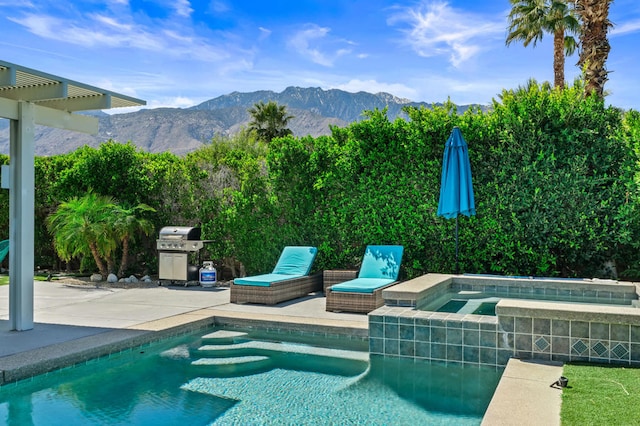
[107,273,118,283]
[90,274,102,282]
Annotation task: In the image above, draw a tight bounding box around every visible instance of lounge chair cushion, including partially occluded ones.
[271,246,318,275]
[330,277,396,294]
[357,245,404,280]
[233,273,304,287]
[233,246,318,287]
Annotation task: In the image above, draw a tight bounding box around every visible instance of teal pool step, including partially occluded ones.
[192,355,270,366]
[197,340,369,362]
[191,354,272,376]
[201,330,249,344]
[187,330,369,377]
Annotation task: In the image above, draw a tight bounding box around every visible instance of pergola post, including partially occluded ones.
[9,101,35,330]
[0,60,145,332]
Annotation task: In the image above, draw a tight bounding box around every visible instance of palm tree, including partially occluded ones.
[575,0,613,99]
[506,0,581,89]
[113,203,156,277]
[47,193,117,278]
[247,101,294,143]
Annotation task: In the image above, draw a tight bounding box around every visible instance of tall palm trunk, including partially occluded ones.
[118,237,130,277]
[89,242,109,278]
[576,0,612,98]
[553,27,565,89]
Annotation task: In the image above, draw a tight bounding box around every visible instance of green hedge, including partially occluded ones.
[258,83,639,279]
[470,83,635,277]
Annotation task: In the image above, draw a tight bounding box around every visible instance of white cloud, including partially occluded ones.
[258,26,272,40]
[172,0,193,18]
[92,77,142,99]
[611,19,640,36]
[92,14,133,31]
[10,13,157,49]
[288,24,352,67]
[0,0,33,7]
[217,58,254,76]
[8,11,232,62]
[148,96,198,109]
[289,24,332,66]
[387,1,504,68]
[210,1,230,13]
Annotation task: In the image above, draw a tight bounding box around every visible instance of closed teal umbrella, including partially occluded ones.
[437,127,475,274]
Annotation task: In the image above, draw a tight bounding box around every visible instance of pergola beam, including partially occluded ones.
[33,103,99,134]
[0,97,98,134]
[0,81,67,102]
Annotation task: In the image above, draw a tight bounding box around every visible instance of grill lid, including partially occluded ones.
[158,226,201,241]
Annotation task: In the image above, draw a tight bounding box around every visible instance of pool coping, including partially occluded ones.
[482,358,563,426]
[383,273,640,309]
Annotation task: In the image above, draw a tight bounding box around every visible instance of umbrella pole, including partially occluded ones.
[455,216,459,275]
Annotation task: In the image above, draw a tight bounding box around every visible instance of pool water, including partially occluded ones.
[0,328,502,425]
[428,289,635,317]
[437,298,499,316]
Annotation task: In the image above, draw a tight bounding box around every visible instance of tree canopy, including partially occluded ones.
[506,0,581,89]
[247,100,294,143]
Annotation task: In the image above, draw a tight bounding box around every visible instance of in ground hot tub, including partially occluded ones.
[421,276,637,316]
[368,274,640,367]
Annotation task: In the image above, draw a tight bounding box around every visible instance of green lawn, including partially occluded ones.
[0,275,59,285]
[561,363,640,425]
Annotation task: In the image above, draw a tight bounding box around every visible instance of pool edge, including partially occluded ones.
[482,358,563,426]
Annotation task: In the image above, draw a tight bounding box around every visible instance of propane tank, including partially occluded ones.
[199,261,217,287]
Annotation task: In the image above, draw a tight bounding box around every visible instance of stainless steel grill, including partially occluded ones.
[156,226,203,252]
[157,226,204,282]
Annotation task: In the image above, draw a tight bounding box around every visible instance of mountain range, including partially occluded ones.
[0,87,482,156]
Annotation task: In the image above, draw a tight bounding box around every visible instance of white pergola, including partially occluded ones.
[0,60,145,331]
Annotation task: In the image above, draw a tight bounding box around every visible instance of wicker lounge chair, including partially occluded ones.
[230,246,322,305]
[325,245,403,313]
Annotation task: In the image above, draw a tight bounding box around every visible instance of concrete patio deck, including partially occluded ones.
[0,279,562,424]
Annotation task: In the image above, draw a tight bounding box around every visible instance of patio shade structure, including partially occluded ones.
[0,60,145,331]
[437,126,476,274]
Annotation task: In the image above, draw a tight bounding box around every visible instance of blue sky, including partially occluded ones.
[1,0,639,113]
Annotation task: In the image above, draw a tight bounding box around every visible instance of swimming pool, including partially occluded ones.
[0,327,502,425]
